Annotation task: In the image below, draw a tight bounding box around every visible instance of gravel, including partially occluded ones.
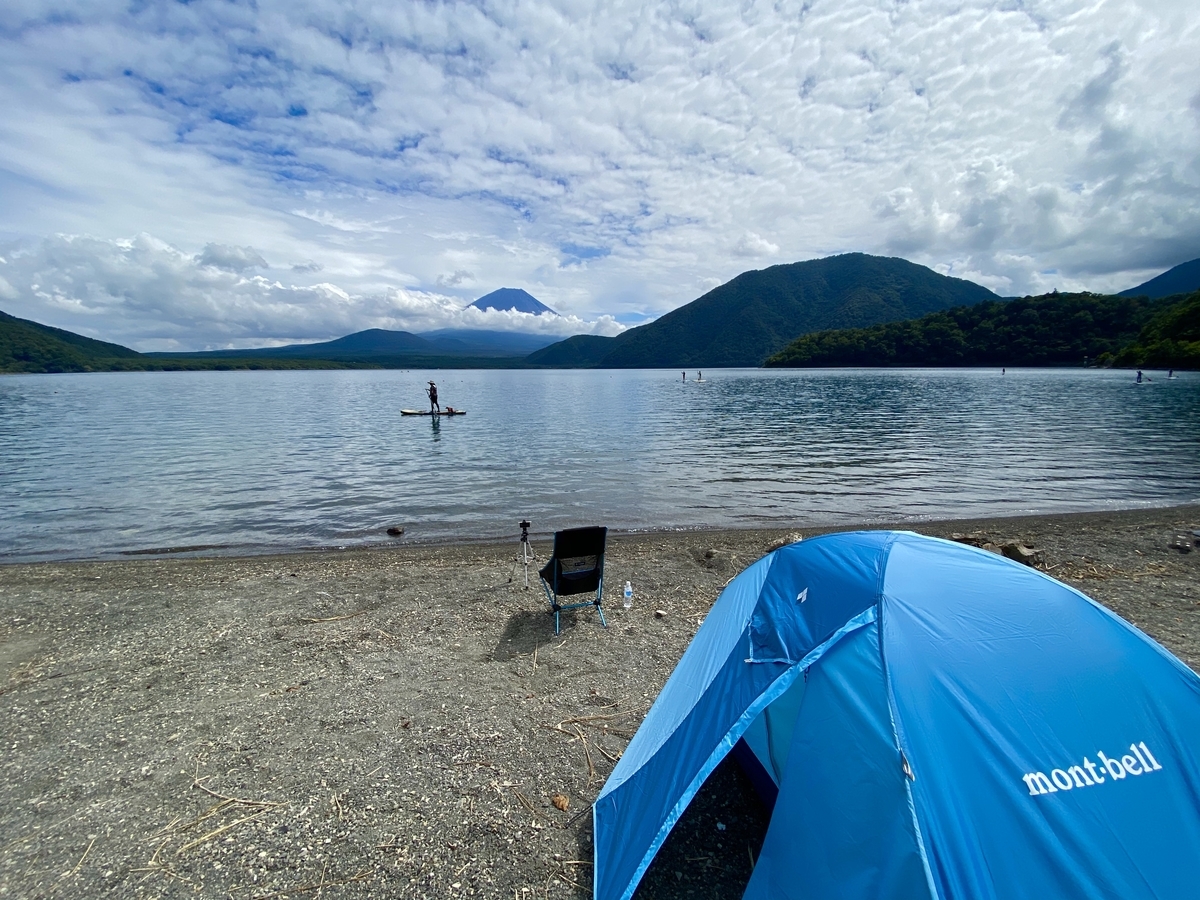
[2,505,1198,899]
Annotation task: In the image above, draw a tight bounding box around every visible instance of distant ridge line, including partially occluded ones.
[1119,258,1200,299]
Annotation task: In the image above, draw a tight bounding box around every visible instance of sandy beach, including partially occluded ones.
[2,506,1199,899]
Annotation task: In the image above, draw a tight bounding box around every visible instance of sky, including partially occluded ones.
[1,0,1198,351]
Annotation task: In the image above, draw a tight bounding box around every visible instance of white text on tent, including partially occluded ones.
[1022,742,1163,796]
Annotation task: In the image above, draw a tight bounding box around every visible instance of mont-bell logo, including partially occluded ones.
[1022,741,1163,796]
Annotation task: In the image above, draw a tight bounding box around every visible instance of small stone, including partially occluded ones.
[654,609,667,618]
[766,532,804,553]
[386,526,405,536]
[1001,542,1044,567]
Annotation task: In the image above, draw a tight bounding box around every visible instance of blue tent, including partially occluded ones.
[593,531,1200,900]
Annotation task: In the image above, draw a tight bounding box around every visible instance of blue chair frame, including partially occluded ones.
[539,526,609,635]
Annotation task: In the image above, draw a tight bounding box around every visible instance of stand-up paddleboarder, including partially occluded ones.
[427,381,440,413]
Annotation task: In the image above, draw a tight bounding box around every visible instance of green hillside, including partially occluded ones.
[1,309,140,373]
[1119,258,1200,298]
[1112,292,1200,369]
[526,334,616,367]
[1,310,536,373]
[0,309,370,373]
[584,253,999,368]
[145,328,437,359]
[763,293,1170,368]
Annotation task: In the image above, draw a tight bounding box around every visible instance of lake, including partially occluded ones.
[1,367,1198,562]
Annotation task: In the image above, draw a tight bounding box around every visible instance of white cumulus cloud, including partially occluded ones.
[0,0,1197,343]
[0,234,623,351]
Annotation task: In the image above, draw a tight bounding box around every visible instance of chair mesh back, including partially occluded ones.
[542,526,607,596]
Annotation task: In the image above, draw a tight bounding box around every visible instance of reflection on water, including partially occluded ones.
[0,367,1197,561]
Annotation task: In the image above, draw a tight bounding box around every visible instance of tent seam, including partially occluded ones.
[878,533,942,900]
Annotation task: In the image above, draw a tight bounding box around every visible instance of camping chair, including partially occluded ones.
[539,526,608,635]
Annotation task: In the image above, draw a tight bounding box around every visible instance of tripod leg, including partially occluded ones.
[511,539,535,589]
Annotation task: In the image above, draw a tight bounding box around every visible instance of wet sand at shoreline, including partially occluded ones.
[2,505,1199,899]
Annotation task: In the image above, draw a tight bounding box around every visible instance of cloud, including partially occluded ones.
[1,0,1198,330]
[197,243,268,272]
[436,269,474,288]
[733,232,780,258]
[0,233,623,350]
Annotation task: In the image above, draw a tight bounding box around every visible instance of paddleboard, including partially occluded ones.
[401,409,466,416]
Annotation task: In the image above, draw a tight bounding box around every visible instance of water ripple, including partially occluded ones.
[0,368,1197,561]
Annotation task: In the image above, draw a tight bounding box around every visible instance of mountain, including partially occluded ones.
[418,328,558,356]
[284,329,434,356]
[764,293,1164,368]
[147,327,553,361]
[144,328,437,359]
[467,288,557,316]
[1,308,141,372]
[533,253,1000,368]
[1,313,539,372]
[1119,258,1200,298]
[526,334,616,367]
[1,309,360,372]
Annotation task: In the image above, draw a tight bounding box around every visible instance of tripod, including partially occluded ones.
[509,519,537,589]
[508,520,537,592]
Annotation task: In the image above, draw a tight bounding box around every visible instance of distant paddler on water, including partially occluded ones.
[400,380,466,416]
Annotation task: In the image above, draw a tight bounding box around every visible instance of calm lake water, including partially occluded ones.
[1,367,1198,562]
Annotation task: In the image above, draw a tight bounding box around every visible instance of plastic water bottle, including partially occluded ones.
[623,581,633,609]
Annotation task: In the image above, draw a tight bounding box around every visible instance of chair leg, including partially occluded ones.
[595,601,607,629]
[543,580,561,635]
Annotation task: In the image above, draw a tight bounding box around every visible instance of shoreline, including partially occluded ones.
[2,504,1198,898]
[6,500,1200,567]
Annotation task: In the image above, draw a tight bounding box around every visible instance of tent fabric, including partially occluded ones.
[883,537,1200,900]
[592,531,1200,900]
[743,621,932,900]
[592,532,892,900]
